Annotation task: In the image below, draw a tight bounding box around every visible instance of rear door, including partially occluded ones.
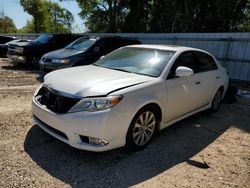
[193,51,219,104]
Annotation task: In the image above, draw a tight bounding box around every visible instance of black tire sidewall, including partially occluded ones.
[211,90,222,111]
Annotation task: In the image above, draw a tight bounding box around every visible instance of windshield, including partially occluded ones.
[33,34,53,44]
[66,38,96,51]
[94,47,175,77]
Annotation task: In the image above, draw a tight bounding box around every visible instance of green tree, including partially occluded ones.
[233,0,250,31]
[46,1,74,33]
[76,0,127,32]
[20,0,74,33]
[0,16,17,33]
[20,0,46,32]
[172,0,249,32]
[18,20,34,33]
[66,0,250,32]
[122,0,152,32]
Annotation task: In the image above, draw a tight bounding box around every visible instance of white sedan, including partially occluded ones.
[32,45,229,152]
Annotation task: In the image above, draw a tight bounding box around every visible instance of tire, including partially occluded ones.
[211,89,222,112]
[126,107,158,149]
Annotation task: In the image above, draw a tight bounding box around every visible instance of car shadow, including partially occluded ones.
[24,102,250,187]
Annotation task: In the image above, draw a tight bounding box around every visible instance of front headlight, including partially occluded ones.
[52,59,70,64]
[15,47,23,53]
[68,95,123,113]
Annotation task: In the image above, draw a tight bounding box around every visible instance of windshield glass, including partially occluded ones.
[33,34,53,44]
[66,38,96,51]
[94,47,175,77]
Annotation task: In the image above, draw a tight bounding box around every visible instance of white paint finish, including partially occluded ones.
[44,65,154,97]
[32,45,229,151]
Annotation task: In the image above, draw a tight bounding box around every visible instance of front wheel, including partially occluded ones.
[211,89,222,111]
[126,107,158,149]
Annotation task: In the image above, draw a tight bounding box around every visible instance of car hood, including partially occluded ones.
[44,48,83,59]
[8,39,33,47]
[10,41,30,47]
[44,65,154,97]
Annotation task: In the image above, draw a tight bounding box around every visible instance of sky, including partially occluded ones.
[0,0,84,33]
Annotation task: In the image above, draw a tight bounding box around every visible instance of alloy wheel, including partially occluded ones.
[132,111,156,146]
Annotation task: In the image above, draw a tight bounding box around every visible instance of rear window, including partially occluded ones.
[33,34,53,44]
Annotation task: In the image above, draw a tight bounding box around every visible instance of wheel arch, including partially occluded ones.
[218,85,224,94]
[217,85,225,98]
[133,102,163,131]
[125,102,163,148]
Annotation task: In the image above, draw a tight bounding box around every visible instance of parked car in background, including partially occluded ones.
[0,35,16,57]
[32,45,229,152]
[1,39,33,58]
[7,33,82,65]
[39,36,141,71]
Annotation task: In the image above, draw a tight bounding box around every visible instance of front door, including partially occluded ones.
[165,51,203,121]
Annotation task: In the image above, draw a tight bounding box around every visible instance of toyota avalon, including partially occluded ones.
[32,45,228,152]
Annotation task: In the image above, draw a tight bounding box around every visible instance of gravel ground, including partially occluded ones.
[0,58,250,188]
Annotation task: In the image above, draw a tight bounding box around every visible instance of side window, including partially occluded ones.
[107,38,118,51]
[114,39,123,48]
[168,51,196,79]
[195,52,218,73]
[95,39,113,54]
[50,36,64,46]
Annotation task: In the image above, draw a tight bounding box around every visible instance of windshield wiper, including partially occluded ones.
[93,65,134,74]
[109,67,133,73]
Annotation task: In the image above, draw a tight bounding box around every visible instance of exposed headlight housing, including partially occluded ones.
[15,47,23,53]
[34,84,43,96]
[52,59,70,64]
[68,95,123,113]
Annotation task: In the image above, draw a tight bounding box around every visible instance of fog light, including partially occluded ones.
[89,137,108,146]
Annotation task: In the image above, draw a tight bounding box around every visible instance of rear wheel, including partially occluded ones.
[126,107,158,149]
[211,89,222,111]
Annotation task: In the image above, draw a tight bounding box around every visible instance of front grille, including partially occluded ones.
[33,115,68,140]
[8,45,18,53]
[36,86,80,113]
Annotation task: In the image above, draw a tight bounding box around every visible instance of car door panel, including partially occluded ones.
[195,71,217,105]
[193,51,219,104]
[165,51,204,121]
[165,75,202,120]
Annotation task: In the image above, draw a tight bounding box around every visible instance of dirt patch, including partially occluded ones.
[0,58,249,188]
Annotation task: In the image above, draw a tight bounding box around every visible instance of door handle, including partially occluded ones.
[216,76,220,79]
[195,81,201,85]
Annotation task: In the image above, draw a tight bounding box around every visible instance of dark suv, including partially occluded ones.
[0,35,16,57]
[39,36,141,71]
[7,33,82,64]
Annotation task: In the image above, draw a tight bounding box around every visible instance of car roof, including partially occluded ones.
[126,44,208,53]
[0,35,16,39]
[89,35,139,41]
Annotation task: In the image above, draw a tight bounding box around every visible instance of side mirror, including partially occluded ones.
[93,46,100,53]
[175,66,194,77]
